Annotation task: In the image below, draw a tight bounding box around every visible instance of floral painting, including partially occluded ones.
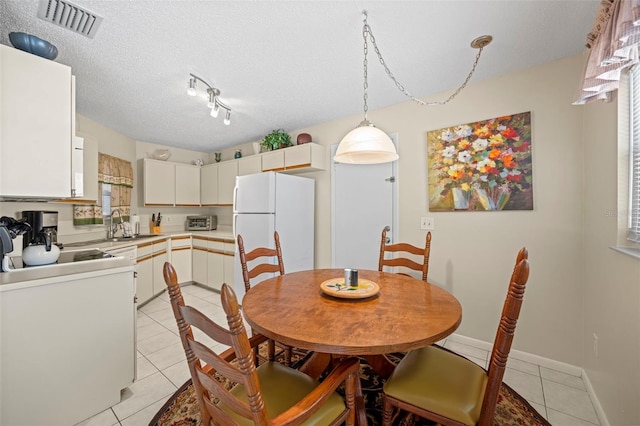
[427,112,533,211]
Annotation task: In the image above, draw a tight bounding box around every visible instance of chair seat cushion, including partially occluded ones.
[383,345,487,425]
[220,361,346,424]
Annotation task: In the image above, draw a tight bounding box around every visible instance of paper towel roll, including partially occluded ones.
[131,215,140,235]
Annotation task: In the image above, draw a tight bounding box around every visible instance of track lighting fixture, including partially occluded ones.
[186,73,231,124]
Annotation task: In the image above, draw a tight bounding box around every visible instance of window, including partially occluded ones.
[628,66,640,243]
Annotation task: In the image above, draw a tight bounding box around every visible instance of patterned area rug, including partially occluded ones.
[149,346,551,426]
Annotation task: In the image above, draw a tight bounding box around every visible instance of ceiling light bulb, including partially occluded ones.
[224,110,231,125]
[207,91,216,108]
[211,103,220,118]
[187,77,197,96]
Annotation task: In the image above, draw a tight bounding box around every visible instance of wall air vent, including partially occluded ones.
[37,0,103,39]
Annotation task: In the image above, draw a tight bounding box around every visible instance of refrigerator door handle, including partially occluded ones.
[232,213,238,250]
[232,179,239,213]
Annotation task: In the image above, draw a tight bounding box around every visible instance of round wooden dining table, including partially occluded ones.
[242,268,462,360]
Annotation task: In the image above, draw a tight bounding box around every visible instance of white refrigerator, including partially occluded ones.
[233,172,315,299]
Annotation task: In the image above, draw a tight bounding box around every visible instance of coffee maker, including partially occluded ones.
[22,211,58,249]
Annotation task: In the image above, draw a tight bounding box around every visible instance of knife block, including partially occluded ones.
[150,221,162,234]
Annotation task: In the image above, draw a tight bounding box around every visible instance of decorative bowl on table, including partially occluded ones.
[9,32,58,60]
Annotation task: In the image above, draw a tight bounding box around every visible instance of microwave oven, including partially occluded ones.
[186,215,217,231]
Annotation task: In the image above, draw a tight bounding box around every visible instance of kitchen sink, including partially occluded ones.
[63,234,162,248]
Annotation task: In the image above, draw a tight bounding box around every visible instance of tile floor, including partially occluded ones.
[76,284,602,426]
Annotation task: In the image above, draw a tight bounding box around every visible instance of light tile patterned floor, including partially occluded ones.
[76,284,602,426]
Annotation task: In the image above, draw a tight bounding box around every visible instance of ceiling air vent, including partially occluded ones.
[37,0,103,39]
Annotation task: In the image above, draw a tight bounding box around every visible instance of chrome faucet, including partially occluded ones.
[107,209,124,239]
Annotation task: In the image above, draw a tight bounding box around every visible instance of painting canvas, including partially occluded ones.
[427,112,533,211]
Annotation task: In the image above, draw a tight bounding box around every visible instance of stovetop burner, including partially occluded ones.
[4,249,114,270]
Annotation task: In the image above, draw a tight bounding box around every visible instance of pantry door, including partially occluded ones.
[331,135,398,270]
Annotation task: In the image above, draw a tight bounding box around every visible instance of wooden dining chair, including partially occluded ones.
[378,227,432,281]
[382,247,531,426]
[237,231,292,366]
[163,262,363,426]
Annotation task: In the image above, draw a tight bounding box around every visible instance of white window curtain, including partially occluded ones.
[575,0,640,105]
[629,66,640,242]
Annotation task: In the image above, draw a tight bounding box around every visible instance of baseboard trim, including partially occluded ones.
[448,333,583,376]
[447,333,611,425]
[581,368,610,426]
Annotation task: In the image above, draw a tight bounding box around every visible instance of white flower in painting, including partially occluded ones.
[442,146,456,158]
[497,124,507,131]
[472,138,489,152]
[440,129,455,142]
[454,125,472,139]
[457,150,471,163]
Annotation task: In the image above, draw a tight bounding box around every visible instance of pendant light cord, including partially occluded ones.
[361,11,491,107]
[362,12,370,123]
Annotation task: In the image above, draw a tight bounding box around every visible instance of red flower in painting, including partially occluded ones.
[501,127,519,140]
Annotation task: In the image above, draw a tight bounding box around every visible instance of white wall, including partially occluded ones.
[290,55,586,366]
[582,96,640,425]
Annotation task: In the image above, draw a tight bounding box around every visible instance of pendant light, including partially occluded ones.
[334,12,397,165]
[334,11,492,165]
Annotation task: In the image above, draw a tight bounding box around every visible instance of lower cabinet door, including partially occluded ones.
[192,247,208,285]
[152,250,168,295]
[171,248,192,283]
[223,252,234,288]
[136,256,153,305]
[207,252,224,291]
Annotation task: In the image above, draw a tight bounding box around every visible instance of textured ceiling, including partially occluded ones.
[0,0,599,153]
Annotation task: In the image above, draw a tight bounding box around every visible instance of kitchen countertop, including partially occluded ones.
[0,255,134,289]
[1,230,235,288]
[60,229,235,251]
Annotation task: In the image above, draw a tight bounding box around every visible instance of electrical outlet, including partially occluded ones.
[420,217,435,230]
[593,333,599,358]
[165,216,171,223]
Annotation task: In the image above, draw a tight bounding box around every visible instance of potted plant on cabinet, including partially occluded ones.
[261,129,293,151]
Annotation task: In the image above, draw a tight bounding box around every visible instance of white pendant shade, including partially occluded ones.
[334,122,398,164]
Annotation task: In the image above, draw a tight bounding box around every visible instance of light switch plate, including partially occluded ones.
[421,217,434,230]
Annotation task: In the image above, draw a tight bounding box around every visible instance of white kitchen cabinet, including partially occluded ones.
[0,45,73,199]
[192,237,208,285]
[200,163,219,206]
[261,143,325,173]
[218,160,238,205]
[206,239,225,291]
[144,159,175,206]
[238,155,262,176]
[136,242,154,305]
[175,164,201,206]
[261,150,285,172]
[1,266,135,426]
[152,240,168,295]
[170,236,192,282]
[223,242,235,289]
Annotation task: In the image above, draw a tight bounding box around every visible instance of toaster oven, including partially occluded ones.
[186,215,217,231]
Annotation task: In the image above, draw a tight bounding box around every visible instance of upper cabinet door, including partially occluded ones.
[175,164,201,206]
[217,161,238,205]
[0,45,73,198]
[200,163,219,206]
[144,159,175,206]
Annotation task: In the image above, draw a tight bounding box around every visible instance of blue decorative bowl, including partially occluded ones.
[9,32,58,60]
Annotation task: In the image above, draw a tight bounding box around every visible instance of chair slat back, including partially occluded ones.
[378,228,432,282]
[163,262,270,425]
[478,248,530,426]
[238,232,285,292]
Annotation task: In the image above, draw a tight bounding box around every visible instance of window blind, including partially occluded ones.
[629,67,640,242]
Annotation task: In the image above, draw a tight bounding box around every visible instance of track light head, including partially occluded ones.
[187,77,197,96]
[224,109,231,125]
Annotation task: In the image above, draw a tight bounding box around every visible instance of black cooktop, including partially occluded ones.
[8,249,114,270]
